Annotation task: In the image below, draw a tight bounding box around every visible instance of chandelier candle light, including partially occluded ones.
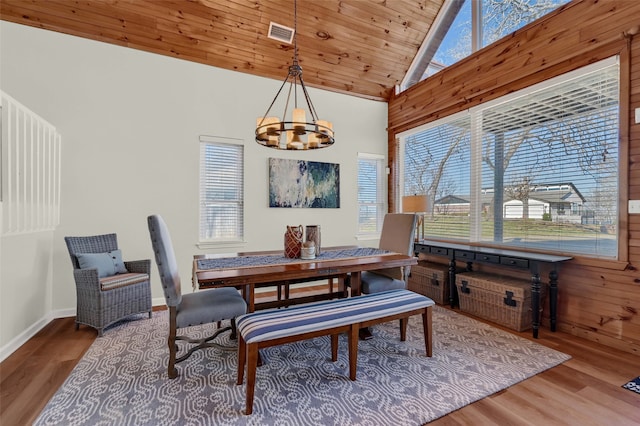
[255,0,335,150]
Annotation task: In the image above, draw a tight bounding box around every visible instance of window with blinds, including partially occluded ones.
[199,136,244,242]
[357,153,385,236]
[401,57,620,259]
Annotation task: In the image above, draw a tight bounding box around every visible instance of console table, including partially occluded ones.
[414,240,572,338]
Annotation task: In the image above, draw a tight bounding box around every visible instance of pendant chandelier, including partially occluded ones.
[255,0,335,150]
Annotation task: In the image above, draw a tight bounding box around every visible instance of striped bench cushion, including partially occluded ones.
[236,289,434,344]
[100,272,149,291]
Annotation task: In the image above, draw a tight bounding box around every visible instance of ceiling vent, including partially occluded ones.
[268,22,295,44]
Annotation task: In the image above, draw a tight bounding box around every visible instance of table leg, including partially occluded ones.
[531,271,541,339]
[448,258,457,308]
[350,271,361,297]
[549,269,559,332]
[244,284,255,313]
[338,275,348,298]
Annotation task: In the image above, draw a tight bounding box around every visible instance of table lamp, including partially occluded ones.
[402,194,429,242]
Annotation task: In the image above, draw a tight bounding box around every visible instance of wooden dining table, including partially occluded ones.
[194,246,418,312]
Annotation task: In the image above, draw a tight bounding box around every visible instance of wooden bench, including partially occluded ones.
[236,289,435,415]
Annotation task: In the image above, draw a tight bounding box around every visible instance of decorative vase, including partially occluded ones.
[284,225,303,258]
[305,225,321,256]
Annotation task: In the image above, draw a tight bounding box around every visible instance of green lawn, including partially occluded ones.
[423,215,615,241]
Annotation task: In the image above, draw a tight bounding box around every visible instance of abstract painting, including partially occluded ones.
[269,158,340,208]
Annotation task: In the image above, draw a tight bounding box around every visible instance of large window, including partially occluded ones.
[403,0,569,89]
[199,136,244,242]
[401,57,620,259]
[358,153,385,237]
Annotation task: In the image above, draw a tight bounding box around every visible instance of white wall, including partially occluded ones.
[0,21,388,352]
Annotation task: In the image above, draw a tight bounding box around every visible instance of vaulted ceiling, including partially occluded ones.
[0,0,445,101]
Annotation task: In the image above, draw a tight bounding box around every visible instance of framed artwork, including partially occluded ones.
[269,158,340,208]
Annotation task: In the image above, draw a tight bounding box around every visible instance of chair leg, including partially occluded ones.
[245,343,259,415]
[400,318,408,341]
[230,318,238,340]
[348,325,359,380]
[331,334,339,362]
[237,334,246,385]
[423,306,433,357]
[168,307,178,379]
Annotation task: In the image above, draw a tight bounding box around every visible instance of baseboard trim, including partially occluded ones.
[0,298,167,363]
[0,313,54,363]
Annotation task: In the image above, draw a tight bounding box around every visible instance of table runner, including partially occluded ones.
[197,247,390,271]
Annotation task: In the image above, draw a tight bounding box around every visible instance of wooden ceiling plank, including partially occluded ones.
[114,0,263,41]
[305,1,429,45]
[295,31,414,67]
[234,0,425,54]
[382,0,443,19]
[1,0,163,41]
[146,4,412,82]
[0,0,445,101]
[332,0,434,41]
[296,52,404,85]
[0,3,138,48]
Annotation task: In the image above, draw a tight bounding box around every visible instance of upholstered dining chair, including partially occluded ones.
[360,213,418,295]
[147,214,247,379]
[64,233,153,337]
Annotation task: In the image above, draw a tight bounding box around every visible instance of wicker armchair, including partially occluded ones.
[64,233,153,336]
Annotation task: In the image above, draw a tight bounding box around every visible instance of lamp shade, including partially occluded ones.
[402,195,428,213]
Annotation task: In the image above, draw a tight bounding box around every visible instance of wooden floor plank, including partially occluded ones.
[1,286,639,426]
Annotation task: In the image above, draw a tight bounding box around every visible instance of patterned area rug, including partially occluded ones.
[35,307,570,426]
[623,376,640,394]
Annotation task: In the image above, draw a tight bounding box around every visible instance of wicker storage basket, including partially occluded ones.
[408,261,450,305]
[455,271,543,332]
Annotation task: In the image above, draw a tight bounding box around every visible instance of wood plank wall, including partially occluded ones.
[388,0,640,356]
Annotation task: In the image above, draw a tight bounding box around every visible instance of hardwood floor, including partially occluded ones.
[1,286,639,426]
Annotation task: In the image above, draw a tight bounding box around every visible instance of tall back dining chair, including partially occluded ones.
[147,214,247,379]
[361,213,418,294]
[65,233,152,336]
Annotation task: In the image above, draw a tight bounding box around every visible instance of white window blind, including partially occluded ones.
[199,136,244,242]
[357,153,385,236]
[403,112,471,240]
[402,57,619,259]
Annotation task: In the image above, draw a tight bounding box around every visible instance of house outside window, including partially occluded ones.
[357,153,385,237]
[199,136,244,242]
[400,57,619,259]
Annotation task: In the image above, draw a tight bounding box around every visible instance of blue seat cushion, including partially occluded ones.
[360,271,406,294]
[176,287,247,328]
[236,289,434,344]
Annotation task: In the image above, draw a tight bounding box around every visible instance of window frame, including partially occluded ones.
[198,135,244,246]
[357,152,386,239]
[401,0,570,92]
[398,56,622,260]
